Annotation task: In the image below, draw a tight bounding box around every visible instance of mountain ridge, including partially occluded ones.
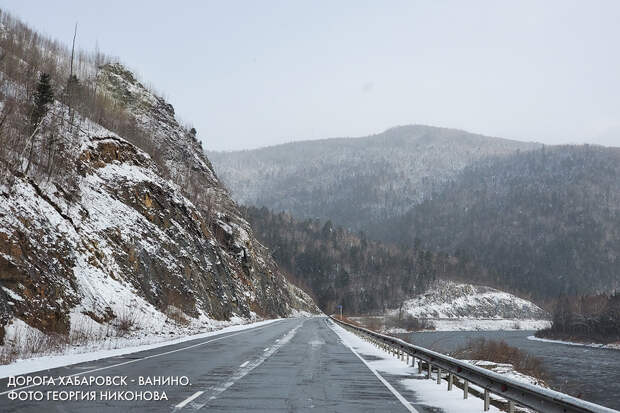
[209,125,541,230]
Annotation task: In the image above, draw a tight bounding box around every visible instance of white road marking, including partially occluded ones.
[239,361,249,368]
[174,391,204,409]
[185,322,303,411]
[327,320,419,413]
[0,320,285,396]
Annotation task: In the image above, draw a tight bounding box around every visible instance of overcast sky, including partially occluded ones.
[3,1,620,150]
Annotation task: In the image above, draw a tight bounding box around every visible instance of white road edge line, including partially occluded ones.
[327,320,418,413]
[175,391,204,409]
[0,320,285,396]
[239,361,249,368]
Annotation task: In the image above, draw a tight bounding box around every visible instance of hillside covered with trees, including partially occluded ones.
[374,145,620,300]
[537,293,620,344]
[211,125,539,231]
[244,206,503,314]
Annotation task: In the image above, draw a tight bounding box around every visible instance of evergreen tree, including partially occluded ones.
[30,73,54,130]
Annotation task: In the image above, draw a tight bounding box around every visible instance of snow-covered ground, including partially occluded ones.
[528,335,620,351]
[359,316,550,334]
[423,318,550,332]
[329,320,511,412]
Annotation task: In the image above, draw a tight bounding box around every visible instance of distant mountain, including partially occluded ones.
[375,145,620,299]
[209,125,541,230]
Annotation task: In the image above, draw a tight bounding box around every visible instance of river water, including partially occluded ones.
[400,330,620,410]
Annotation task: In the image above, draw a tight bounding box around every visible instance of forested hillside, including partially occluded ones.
[374,145,620,299]
[244,206,501,314]
[538,293,620,344]
[211,125,540,230]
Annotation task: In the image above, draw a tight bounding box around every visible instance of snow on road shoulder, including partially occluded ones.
[329,320,502,413]
[0,319,281,379]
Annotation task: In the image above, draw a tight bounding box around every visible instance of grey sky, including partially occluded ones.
[3,1,619,150]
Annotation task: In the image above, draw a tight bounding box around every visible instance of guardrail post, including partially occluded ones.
[508,400,514,413]
[483,389,490,411]
[436,368,441,384]
[463,380,468,399]
[448,373,453,391]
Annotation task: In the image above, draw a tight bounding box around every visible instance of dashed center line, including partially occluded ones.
[180,323,303,411]
[175,391,204,409]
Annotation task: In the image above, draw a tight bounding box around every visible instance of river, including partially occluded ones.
[400,330,620,410]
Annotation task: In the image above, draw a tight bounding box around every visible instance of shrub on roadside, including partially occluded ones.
[452,338,546,380]
[385,315,435,332]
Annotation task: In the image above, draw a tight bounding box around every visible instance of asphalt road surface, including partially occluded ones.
[0,317,415,412]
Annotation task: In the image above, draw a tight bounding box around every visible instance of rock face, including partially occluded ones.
[0,63,317,342]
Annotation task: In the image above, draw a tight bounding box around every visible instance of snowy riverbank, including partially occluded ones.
[527,335,620,351]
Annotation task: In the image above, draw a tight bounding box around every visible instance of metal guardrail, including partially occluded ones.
[330,316,618,413]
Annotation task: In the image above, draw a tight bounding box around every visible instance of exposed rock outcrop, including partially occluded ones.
[0,63,318,344]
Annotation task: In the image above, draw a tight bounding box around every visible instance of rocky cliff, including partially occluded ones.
[0,62,317,346]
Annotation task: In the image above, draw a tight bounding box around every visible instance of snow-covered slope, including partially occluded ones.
[0,63,318,351]
[393,280,548,321]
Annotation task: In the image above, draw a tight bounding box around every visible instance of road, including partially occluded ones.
[0,317,414,412]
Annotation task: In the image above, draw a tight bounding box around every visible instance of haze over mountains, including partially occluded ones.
[209,125,541,230]
[0,4,617,357]
[211,127,620,301]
